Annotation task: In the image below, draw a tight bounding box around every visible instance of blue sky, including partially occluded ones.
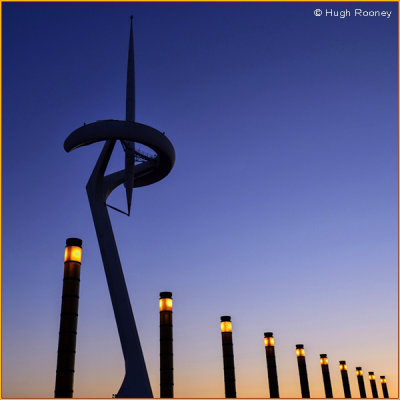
[2,2,398,398]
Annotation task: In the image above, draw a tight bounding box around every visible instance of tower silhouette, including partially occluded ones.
[64,17,175,398]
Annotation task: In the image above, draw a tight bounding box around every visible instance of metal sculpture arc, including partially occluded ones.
[65,120,175,187]
[64,19,175,398]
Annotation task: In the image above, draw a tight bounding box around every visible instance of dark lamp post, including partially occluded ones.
[264,332,279,398]
[356,367,366,398]
[369,372,378,398]
[160,291,173,398]
[296,345,310,398]
[339,361,351,398]
[55,238,83,398]
[319,354,333,398]
[380,376,389,398]
[220,316,236,398]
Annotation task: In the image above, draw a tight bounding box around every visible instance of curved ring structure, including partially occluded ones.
[64,120,175,187]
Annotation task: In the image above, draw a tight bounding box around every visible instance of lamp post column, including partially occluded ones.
[55,238,82,398]
[380,376,389,398]
[296,345,310,398]
[369,372,379,398]
[264,332,279,398]
[356,367,366,398]
[319,354,332,398]
[160,292,173,398]
[339,361,351,398]
[220,316,236,398]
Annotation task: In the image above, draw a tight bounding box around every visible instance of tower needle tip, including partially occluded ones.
[130,15,133,20]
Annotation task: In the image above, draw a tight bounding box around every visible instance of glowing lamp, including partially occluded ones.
[320,354,328,365]
[220,316,232,332]
[159,292,173,311]
[264,337,274,346]
[296,345,305,357]
[264,332,275,346]
[356,368,363,376]
[339,361,347,371]
[380,377,386,384]
[369,372,375,381]
[64,238,82,263]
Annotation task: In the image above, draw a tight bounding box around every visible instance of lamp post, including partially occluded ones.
[319,354,332,398]
[296,345,310,398]
[55,238,82,398]
[160,292,173,398]
[356,367,366,398]
[264,332,279,398]
[220,316,236,398]
[380,376,389,398]
[339,361,351,398]
[369,372,379,398]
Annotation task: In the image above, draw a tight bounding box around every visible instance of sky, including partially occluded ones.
[2,1,398,398]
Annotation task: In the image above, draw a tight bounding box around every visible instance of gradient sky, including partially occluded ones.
[2,2,398,398]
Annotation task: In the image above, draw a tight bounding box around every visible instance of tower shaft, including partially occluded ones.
[126,16,135,122]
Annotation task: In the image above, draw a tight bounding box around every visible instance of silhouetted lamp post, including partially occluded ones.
[380,376,389,398]
[264,332,279,398]
[220,316,236,398]
[55,238,82,398]
[369,372,379,398]
[356,367,366,398]
[160,292,173,398]
[319,354,333,398]
[296,345,310,398]
[339,361,351,398]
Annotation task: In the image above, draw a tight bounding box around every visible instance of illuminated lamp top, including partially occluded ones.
[369,372,376,380]
[320,354,328,365]
[296,344,305,357]
[64,237,82,263]
[220,316,232,333]
[159,292,173,311]
[264,332,275,347]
